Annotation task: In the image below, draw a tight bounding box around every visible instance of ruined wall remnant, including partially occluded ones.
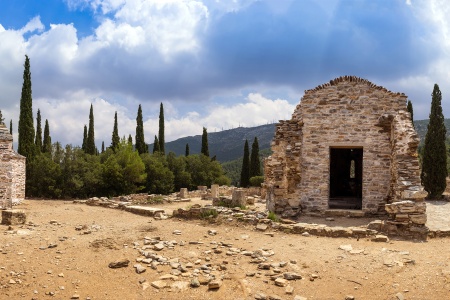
[264,76,427,237]
[0,124,26,209]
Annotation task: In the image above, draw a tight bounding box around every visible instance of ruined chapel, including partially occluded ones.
[0,123,25,210]
[264,76,427,232]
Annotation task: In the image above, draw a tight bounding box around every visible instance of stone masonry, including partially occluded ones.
[0,124,25,209]
[264,76,427,237]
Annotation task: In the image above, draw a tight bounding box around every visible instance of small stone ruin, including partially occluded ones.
[0,123,26,210]
[264,76,427,238]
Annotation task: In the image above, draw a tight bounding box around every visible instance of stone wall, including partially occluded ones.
[264,76,427,237]
[0,124,25,209]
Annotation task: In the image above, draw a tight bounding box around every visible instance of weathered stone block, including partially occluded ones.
[1,209,27,225]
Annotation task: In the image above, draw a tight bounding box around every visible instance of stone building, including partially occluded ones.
[0,123,25,209]
[264,76,427,235]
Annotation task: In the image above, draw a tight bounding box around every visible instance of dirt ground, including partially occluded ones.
[1,200,450,300]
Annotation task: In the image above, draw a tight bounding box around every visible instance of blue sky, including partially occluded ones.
[0,0,448,147]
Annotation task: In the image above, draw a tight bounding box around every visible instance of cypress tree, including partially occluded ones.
[9,119,12,148]
[35,109,42,153]
[86,104,96,155]
[421,84,448,199]
[240,139,250,188]
[249,137,261,177]
[18,55,36,159]
[201,127,209,157]
[0,111,4,124]
[82,125,87,151]
[43,119,52,153]
[185,143,189,157]
[111,111,120,150]
[153,135,160,153]
[135,104,147,154]
[407,100,414,128]
[128,134,133,145]
[101,141,105,153]
[158,103,165,154]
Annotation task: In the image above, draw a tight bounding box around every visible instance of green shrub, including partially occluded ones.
[267,211,280,222]
[249,176,264,187]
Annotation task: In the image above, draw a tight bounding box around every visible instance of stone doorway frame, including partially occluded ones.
[328,146,363,210]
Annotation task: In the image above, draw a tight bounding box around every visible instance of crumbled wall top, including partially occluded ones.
[0,124,13,141]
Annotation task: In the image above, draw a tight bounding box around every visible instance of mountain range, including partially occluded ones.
[152,119,447,163]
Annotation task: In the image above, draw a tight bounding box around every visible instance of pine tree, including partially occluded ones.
[86,104,96,155]
[35,109,42,153]
[158,102,165,154]
[240,139,250,188]
[82,125,87,151]
[43,119,52,153]
[185,143,189,157]
[201,127,209,157]
[407,100,414,128]
[18,55,36,159]
[421,84,448,199]
[153,135,160,153]
[111,111,120,150]
[249,137,261,177]
[101,141,105,153]
[135,104,147,154]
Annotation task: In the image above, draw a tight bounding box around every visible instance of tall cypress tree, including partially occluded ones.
[9,119,13,148]
[153,135,160,153]
[421,84,447,199]
[135,104,147,154]
[407,100,414,128]
[128,134,133,145]
[18,55,36,159]
[86,104,96,155]
[240,139,250,188]
[82,125,87,151]
[185,143,189,157]
[35,109,42,153]
[43,119,52,153]
[0,111,4,124]
[158,102,165,154]
[249,137,261,177]
[111,111,120,150]
[101,141,105,153]
[201,127,209,157]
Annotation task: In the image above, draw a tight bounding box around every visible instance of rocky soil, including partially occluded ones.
[1,199,450,300]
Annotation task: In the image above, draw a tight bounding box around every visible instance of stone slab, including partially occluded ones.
[124,206,165,217]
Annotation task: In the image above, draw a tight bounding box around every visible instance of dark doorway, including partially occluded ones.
[329,147,363,209]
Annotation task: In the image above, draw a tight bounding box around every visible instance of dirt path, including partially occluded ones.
[1,200,450,300]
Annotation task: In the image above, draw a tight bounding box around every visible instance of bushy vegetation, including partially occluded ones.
[26,140,230,199]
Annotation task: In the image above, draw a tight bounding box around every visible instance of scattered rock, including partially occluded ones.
[108,259,130,268]
[134,264,146,274]
[372,235,389,242]
[256,224,268,231]
[190,278,200,288]
[208,279,222,289]
[339,244,353,251]
[151,280,167,289]
[274,278,288,287]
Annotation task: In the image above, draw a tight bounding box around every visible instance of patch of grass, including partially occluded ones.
[267,211,280,222]
[201,209,219,219]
